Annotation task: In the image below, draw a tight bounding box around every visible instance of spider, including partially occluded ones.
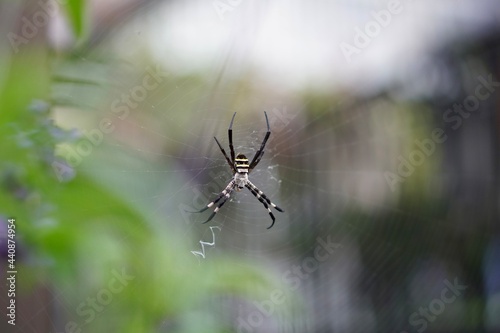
[192,112,284,229]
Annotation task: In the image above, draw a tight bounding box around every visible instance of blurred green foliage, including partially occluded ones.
[0,3,277,333]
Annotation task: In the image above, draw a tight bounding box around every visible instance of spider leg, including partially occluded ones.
[249,111,271,171]
[247,180,284,212]
[245,181,283,229]
[202,182,235,224]
[186,194,225,215]
[245,185,275,229]
[187,180,235,212]
[214,136,236,172]
[228,112,237,163]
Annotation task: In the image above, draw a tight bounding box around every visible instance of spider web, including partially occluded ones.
[162,107,298,256]
[52,7,408,264]
[66,81,389,262]
[43,1,498,332]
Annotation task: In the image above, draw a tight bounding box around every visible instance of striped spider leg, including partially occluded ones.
[245,180,284,229]
[193,180,236,224]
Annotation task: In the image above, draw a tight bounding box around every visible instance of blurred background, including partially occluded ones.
[1,0,499,332]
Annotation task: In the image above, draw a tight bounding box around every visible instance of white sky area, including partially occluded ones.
[113,0,499,93]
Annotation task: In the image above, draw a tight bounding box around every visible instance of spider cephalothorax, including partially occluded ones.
[191,112,284,229]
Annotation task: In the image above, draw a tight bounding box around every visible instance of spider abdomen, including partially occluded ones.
[235,154,249,174]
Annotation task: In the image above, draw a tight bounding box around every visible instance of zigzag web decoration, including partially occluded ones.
[191,226,221,259]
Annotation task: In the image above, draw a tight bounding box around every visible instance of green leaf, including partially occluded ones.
[62,0,86,40]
